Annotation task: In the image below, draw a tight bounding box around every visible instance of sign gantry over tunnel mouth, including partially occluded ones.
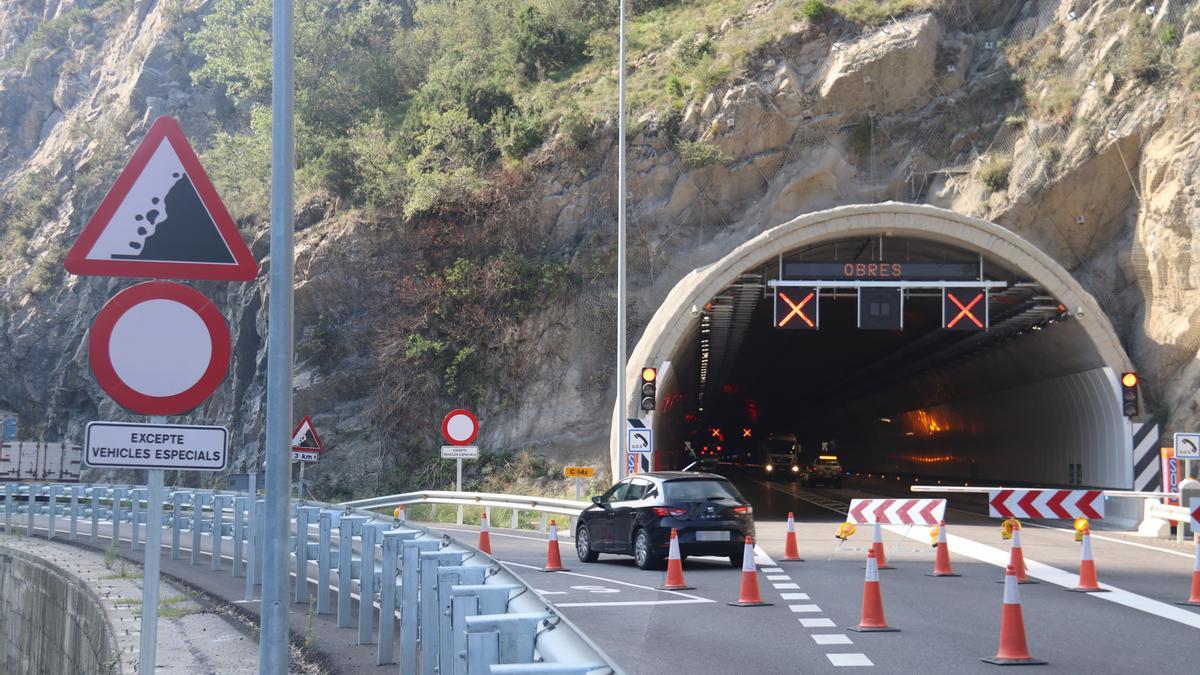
[615,203,1138,503]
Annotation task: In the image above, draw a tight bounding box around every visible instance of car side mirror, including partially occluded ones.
[591,496,603,505]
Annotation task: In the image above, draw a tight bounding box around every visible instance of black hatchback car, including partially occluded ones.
[574,472,755,569]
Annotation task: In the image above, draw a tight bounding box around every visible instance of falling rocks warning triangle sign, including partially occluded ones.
[64,116,257,281]
[291,416,324,452]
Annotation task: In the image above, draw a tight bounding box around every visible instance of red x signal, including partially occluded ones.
[778,290,816,328]
[742,428,752,438]
[946,291,985,329]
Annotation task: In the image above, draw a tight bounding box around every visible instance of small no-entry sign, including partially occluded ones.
[442,409,479,446]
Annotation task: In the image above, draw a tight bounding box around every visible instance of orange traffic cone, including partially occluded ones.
[541,520,568,572]
[928,520,960,577]
[659,529,694,590]
[982,565,1046,665]
[782,512,804,562]
[1178,534,1200,607]
[849,549,899,632]
[728,536,772,607]
[1068,529,1108,593]
[999,525,1037,584]
[871,522,894,570]
[478,512,493,555]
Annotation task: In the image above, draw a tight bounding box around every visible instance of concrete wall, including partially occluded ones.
[0,545,120,675]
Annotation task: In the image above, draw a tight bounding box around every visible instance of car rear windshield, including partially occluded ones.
[664,479,744,502]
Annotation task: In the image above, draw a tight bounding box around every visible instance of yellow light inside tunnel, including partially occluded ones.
[1121,372,1138,388]
[641,367,657,383]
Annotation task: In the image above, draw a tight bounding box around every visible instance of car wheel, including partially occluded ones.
[728,547,744,568]
[633,530,661,570]
[576,526,599,562]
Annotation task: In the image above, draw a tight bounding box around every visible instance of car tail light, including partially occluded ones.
[653,507,688,517]
[733,505,752,516]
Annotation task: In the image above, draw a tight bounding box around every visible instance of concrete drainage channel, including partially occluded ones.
[2,483,616,675]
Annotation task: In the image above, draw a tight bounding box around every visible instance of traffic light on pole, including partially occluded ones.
[1120,372,1139,417]
[640,367,657,412]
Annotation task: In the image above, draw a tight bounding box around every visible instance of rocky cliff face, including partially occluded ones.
[3,0,1199,496]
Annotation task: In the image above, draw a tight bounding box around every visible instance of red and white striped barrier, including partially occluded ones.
[988,489,1103,519]
[848,498,946,525]
[1190,497,1199,533]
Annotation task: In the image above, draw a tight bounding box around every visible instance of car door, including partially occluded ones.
[610,478,652,553]
[589,481,629,550]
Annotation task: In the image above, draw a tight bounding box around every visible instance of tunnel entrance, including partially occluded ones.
[615,204,1136,493]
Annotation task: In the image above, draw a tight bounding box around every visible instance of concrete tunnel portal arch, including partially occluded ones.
[612,203,1137,492]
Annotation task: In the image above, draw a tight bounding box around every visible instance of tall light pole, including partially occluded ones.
[617,0,628,478]
[261,0,295,671]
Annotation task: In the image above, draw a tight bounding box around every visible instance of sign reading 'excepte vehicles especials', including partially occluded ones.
[84,421,228,471]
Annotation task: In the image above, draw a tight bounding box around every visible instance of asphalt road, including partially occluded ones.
[429,475,1200,674]
[12,477,1200,675]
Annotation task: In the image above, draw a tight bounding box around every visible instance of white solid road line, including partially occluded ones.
[883,524,1200,631]
[554,599,719,608]
[1019,521,1195,560]
[434,525,570,543]
[501,560,713,603]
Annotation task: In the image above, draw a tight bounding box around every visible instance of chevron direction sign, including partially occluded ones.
[988,489,1104,519]
[847,498,946,525]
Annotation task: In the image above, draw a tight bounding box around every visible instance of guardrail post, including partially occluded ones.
[419,550,467,675]
[130,487,145,551]
[337,514,367,628]
[401,538,444,675]
[27,484,39,537]
[437,565,489,671]
[463,613,549,668]
[245,498,263,601]
[91,486,105,544]
[357,522,389,644]
[510,508,518,530]
[294,505,321,603]
[192,492,211,566]
[4,483,13,533]
[233,496,247,578]
[377,529,420,665]
[171,491,185,560]
[318,510,338,615]
[465,630,500,675]
[208,494,225,570]
[111,487,127,548]
[69,486,83,541]
[450,585,521,675]
[539,512,547,532]
[47,485,61,540]
[254,499,265,587]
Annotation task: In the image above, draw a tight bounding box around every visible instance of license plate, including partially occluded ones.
[696,530,730,542]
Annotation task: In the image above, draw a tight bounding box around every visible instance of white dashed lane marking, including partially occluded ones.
[772,582,800,589]
[827,653,873,667]
[766,575,791,581]
[762,567,784,573]
[788,604,822,613]
[799,618,837,628]
[779,592,810,600]
[812,634,853,645]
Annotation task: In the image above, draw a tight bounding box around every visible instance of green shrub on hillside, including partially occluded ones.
[978,155,1012,192]
[799,0,832,22]
[1110,13,1168,83]
[676,139,728,168]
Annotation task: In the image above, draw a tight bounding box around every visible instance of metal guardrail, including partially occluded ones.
[344,491,591,531]
[1,482,615,675]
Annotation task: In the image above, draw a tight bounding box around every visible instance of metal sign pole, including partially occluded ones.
[575,477,582,502]
[456,457,464,525]
[261,0,295,670]
[616,0,627,479]
[298,460,304,500]
[139,415,166,673]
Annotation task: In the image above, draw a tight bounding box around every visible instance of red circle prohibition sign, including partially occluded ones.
[442,409,479,446]
[89,281,231,415]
